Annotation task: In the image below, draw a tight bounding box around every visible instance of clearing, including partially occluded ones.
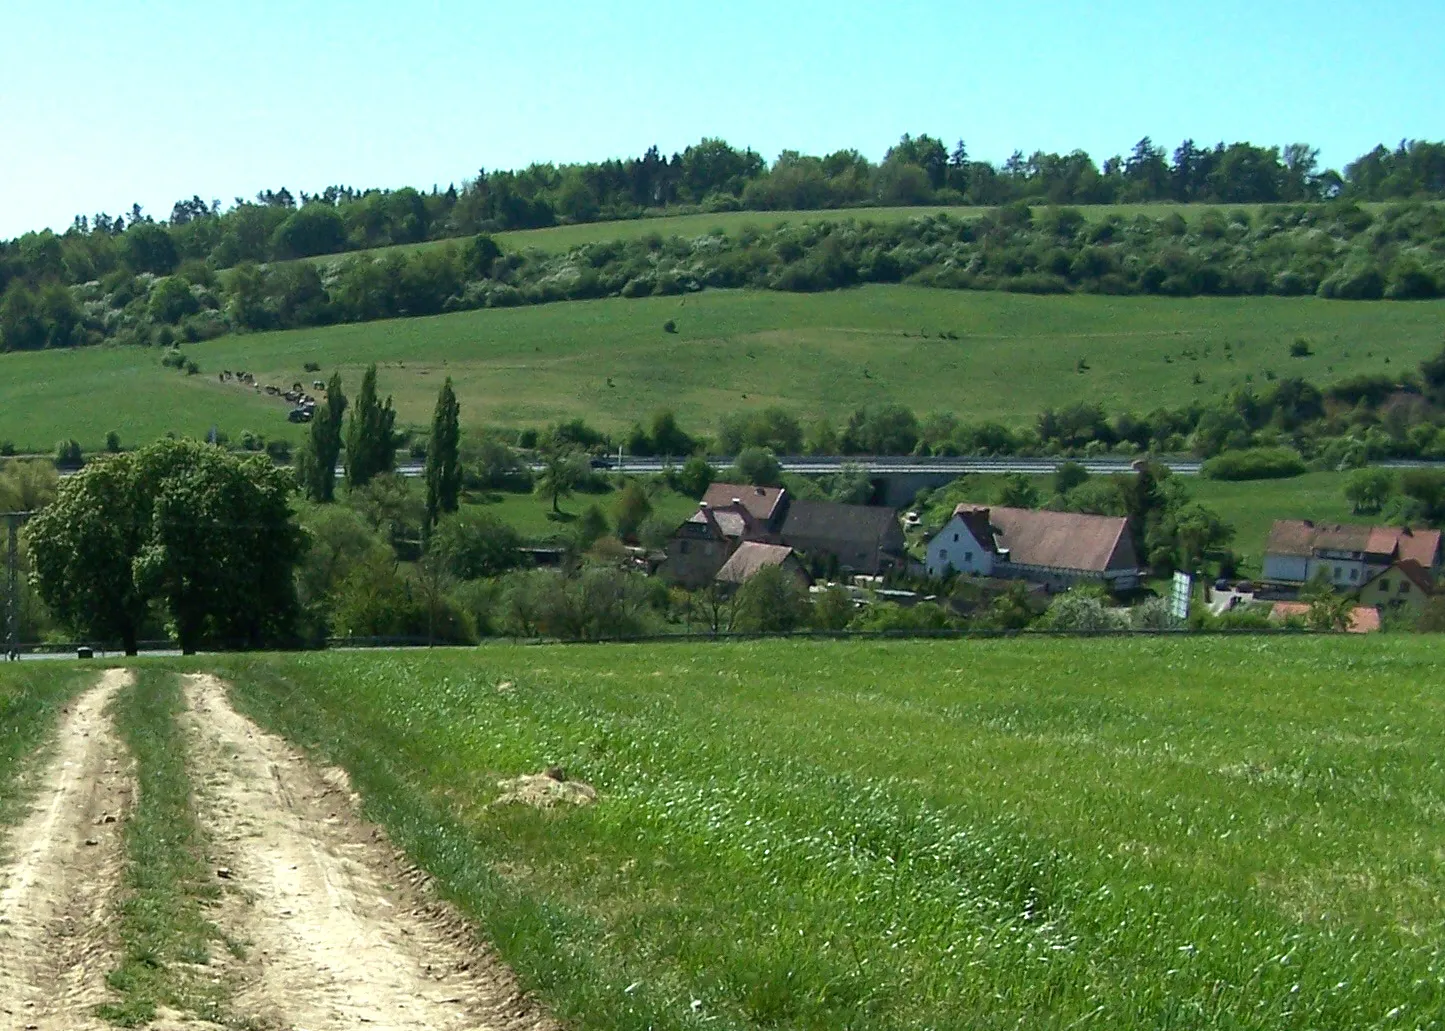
[0,668,132,1031]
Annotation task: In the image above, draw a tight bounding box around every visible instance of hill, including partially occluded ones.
[208,636,1445,1030]
[2,287,1441,453]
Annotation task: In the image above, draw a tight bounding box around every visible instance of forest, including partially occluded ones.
[2,133,1443,294]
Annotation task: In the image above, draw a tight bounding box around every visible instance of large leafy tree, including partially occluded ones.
[536,444,586,514]
[344,364,397,490]
[297,372,347,502]
[424,377,461,530]
[28,439,304,655]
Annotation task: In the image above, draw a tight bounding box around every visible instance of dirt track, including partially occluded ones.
[182,673,550,1031]
[0,668,133,1031]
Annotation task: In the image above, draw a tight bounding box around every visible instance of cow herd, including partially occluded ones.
[217,370,320,423]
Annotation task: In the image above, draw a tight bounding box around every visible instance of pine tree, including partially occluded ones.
[424,377,461,530]
[298,372,347,502]
[343,364,396,491]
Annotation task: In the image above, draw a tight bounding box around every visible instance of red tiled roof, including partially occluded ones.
[1397,528,1442,567]
[955,505,1135,573]
[702,483,787,524]
[715,542,804,585]
[1269,601,1381,633]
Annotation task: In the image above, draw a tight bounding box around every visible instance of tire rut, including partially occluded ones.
[0,668,134,1031]
[180,673,552,1031]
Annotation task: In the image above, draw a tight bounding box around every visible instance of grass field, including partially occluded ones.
[3,287,1441,453]
[467,484,700,542]
[204,637,1445,1030]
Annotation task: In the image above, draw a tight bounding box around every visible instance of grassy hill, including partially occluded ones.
[3,286,1442,453]
[207,635,1445,1030]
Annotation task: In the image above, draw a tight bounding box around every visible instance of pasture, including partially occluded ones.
[205,636,1445,1030]
[1,287,1440,453]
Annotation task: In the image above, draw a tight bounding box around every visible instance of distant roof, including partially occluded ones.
[715,542,803,585]
[782,499,903,551]
[953,505,1135,573]
[703,483,787,524]
[1269,601,1381,633]
[1265,519,1442,564]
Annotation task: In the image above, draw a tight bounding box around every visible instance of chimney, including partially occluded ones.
[755,486,765,495]
[732,497,742,507]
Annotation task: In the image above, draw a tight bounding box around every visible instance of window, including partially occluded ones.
[964,551,973,562]
[679,540,690,554]
[953,533,959,542]
[1400,581,1410,595]
[1350,568,1358,581]
[1334,565,1343,579]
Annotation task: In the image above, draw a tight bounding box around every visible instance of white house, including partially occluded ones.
[1262,520,1442,588]
[926,505,1141,591]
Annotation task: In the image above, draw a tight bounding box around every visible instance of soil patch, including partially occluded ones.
[493,768,598,809]
[181,673,553,1031]
[0,668,134,1031]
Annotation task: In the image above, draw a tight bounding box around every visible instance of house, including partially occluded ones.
[1357,559,1434,616]
[701,483,789,533]
[663,503,746,588]
[714,542,811,588]
[777,499,907,576]
[665,483,907,584]
[925,505,1141,591]
[1269,601,1382,633]
[1262,520,1442,588]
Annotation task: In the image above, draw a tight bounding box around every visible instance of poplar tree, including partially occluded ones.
[343,364,397,490]
[424,377,461,530]
[297,372,347,502]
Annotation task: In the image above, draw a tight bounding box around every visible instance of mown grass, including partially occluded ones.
[101,669,233,1027]
[2,286,1440,453]
[0,664,94,833]
[207,637,1445,1030]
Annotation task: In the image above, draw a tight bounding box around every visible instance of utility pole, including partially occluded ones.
[4,511,32,660]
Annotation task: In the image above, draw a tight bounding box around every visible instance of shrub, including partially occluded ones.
[54,439,83,469]
[663,319,677,333]
[105,431,122,453]
[1289,337,1313,358]
[303,361,322,373]
[1201,447,1307,481]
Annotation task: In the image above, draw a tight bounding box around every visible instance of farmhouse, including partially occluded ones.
[777,499,907,576]
[715,542,811,588]
[664,484,906,584]
[925,505,1141,591]
[1356,559,1434,616]
[1261,520,1441,588]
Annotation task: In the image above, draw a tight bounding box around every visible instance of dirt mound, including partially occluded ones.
[0,668,134,1031]
[493,767,598,809]
[181,673,554,1031]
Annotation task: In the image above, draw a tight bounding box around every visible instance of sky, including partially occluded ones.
[1,0,1441,238]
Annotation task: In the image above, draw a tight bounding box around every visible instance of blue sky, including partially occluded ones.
[1,0,1440,238]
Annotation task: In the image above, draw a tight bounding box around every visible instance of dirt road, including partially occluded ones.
[182,674,550,1031]
[0,669,133,1031]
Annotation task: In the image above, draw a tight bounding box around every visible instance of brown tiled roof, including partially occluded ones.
[685,503,756,540]
[703,483,787,524]
[1265,520,1316,557]
[1265,520,1442,565]
[715,542,804,585]
[955,505,1135,573]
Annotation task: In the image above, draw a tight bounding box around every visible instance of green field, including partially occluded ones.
[467,484,699,542]
[3,287,1441,453]
[202,637,1445,1030]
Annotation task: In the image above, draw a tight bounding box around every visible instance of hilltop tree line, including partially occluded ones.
[4,196,1444,353]
[2,133,1443,293]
